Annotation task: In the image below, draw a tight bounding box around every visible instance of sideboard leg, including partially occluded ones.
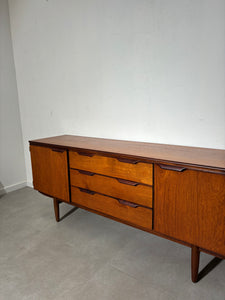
[53,198,60,222]
[191,246,200,283]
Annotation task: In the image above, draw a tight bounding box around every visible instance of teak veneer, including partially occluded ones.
[29,135,225,283]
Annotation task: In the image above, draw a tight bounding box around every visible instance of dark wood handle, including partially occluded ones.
[117,158,140,164]
[78,170,95,176]
[79,188,96,195]
[51,148,65,153]
[77,151,94,157]
[117,178,139,186]
[158,164,187,172]
[118,199,139,208]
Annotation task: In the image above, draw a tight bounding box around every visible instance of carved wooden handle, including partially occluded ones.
[79,188,96,195]
[78,170,95,176]
[117,158,140,164]
[117,178,139,186]
[77,151,94,157]
[51,148,65,153]
[118,199,139,208]
[158,164,187,172]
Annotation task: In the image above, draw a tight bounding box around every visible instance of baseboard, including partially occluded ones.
[26,182,34,188]
[0,181,27,195]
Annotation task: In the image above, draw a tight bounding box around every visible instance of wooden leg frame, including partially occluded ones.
[53,198,60,222]
[52,200,220,283]
[191,246,200,283]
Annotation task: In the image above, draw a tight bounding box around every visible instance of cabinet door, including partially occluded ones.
[30,145,70,202]
[154,164,225,256]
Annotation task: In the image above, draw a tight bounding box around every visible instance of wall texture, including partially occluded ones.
[0,0,26,194]
[8,0,225,185]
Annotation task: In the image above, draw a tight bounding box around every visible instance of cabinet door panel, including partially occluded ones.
[30,145,69,202]
[155,164,225,256]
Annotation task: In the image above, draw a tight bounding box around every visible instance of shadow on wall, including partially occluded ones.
[0,182,6,198]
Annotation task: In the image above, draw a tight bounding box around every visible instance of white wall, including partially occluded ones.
[8,0,225,185]
[0,0,26,194]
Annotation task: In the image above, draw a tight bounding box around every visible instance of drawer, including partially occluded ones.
[71,187,152,230]
[71,187,153,230]
[69,151,153,185]
[70,169,153,208]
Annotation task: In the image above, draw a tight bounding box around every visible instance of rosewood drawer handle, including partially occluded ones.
[77,151,94,157]
[51,148,65,153]
[78,170,95,176]
[117,158,140,164]
[118,199,139,208]
[158,164,187,172]
[117,178,139,186]
[79,188,96,195]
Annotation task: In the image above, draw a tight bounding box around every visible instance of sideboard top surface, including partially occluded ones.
[29,135,225,171]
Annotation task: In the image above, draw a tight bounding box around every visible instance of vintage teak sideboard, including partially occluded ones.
[29,135,225,282]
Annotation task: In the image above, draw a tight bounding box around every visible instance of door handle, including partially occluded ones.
[117,178,139,186]
[117,158,140,164]
[78,170,95,176]
[51,148,65,153]
[158,164,187,172]
[77,151,94,157]
[79,188,96,195]
[118,199,139,208]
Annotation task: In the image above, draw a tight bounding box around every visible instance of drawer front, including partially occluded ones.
[70,169,153,208]
[69,151,153,185]
[71,187,153,230]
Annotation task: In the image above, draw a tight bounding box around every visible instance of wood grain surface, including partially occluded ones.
[70,169,153,208]
[71,186,153,230]
[154,164,225,256]
[30,145,70,202]
[69,151,153,185]
[30,135,225,171]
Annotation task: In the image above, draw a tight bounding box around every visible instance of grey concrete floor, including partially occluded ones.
[0,187,224,300]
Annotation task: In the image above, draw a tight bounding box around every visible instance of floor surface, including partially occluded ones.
[0,187,224,299]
